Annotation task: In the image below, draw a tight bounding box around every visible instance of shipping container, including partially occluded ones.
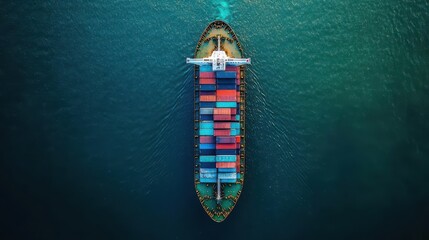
[217,79,236,85]
[200,121,214,129]
[200,108,214,115]
[216,143,237,149]
[216,155,236,162]
[235,115,240,121]
[235,136,241,143]
[230,128,240,136]
[216,149,238,155]
[236,155,240,172]
[200,78,216,84]
[216,102,237,108]
[216,71,237,79]
[199,128,214,136]
[200,72,215,78]
[216,136,236,143]
[220,178,237,183]
[216,162,236,168]
[200,95,216,102]
[216,90,236,96]
[217,84,236,90]
[230,122,240,129]
[213,108,231,115]
[200,84,216,91]
[200,91,216,96]
[213,115,231,121]
[200,168,217,173]
[218,172,237,179]
[199,149,216,155]
[200,172,217,179]
[200,178,217,183]
[200,143,215,149]
[218,168,237,173]
[217,95,237,102]
[200,102,216,108]
[200,65,212,72]
[200,114,214,121]
[214,122,231,129]
[200,136,215,144]
[214,129,230,136]
[200,162,216,168]
[200,155,216,162]
[230,108,237,115]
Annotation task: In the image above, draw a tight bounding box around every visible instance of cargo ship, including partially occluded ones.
[186,20,251,222]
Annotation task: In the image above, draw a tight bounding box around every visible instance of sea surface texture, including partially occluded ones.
[1,1,429,239]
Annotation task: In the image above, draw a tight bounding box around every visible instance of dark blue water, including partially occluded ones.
[1,1,429,239]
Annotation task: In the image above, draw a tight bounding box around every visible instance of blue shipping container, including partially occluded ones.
[200,114,214,121]
[199,128,214,136]
[217,84,236,90]
[200,178,217,183]
[200,143,215,149]
[220,179,237,183]
[218,172,237,179]
[216,71,237,79]
[200,156,216,162]
[200,65,212,72]
[235,115,240,121]
[200,102,216,108]
[216,102,237,108]
[217,79,236,85]
[200,172,217,179]
[200,85,216,91]
[200,162,216,168]
[230,128,240,136]
[218,168,236,173]
[200,168,217,173]
[216,149,238,155]
[200,108,214,115]
[200,121,214,129]
[200,149,216,155]
[230,122,240,129]
[216,155,236,162]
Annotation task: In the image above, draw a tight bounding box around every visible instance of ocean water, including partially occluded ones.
[1,1,429,239]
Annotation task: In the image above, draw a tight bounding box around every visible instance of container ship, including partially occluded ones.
[186,20,250,222]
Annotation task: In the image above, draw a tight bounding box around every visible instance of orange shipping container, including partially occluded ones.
[214,108,231,115]
[236,155,240,172]
[216,162,236,168]
[235,136,241,143]
[200,78,216,84]
[216,90,236,96]
[200,95,216,102]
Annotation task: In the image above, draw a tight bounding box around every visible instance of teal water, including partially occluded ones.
[1,1,429,239]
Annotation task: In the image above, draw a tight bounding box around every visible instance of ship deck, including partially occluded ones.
[193,20,247,222]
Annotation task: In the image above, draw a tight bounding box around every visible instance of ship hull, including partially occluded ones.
[193,20,246,222]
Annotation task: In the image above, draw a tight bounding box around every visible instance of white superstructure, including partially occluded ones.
[186,35,251,71]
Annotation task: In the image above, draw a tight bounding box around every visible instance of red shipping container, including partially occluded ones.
[216,90,236,96]
[214,122,230,129]
[217,95,237,101]
[235,136,241,143]
[236,143,240,149]
[200,78,216,84]
[216,143,237,149]
[226,66,240,77]
[214,108,231,115]
[236,78,240,85]
[231,108,237,115]
[214,115,231,121]
[216,162,236,168]
[200,72,215,78]
[200,136,215,144]
[236,155,240,172]
[200,95,216,102]
[214,130,230,136]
